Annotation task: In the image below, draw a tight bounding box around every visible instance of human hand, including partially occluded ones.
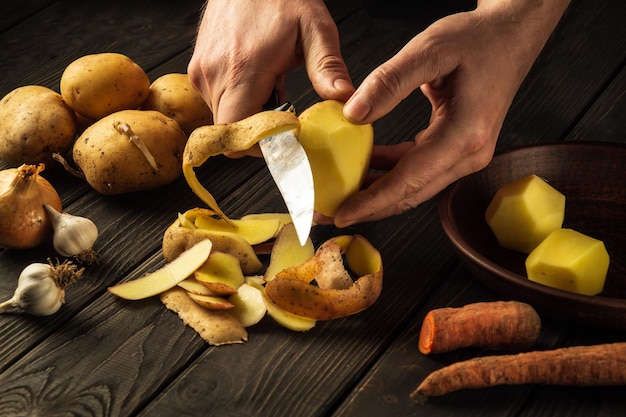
[187,0,355,127]
[329,0,571,227]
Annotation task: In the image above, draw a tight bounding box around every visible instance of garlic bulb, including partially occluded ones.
[0,260,84,316]
[0,164,62,249]
[44,204,99,263]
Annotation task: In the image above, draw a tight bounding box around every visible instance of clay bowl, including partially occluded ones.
[438,141,626,330]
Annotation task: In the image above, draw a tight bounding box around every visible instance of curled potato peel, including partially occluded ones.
[265,235,383,320]
[182,110,299,224]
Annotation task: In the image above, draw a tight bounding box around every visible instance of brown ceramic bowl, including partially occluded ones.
[439,141,626,330]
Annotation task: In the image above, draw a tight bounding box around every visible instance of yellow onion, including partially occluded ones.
[0,164,62,249]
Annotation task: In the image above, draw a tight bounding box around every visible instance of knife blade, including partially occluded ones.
[259,102,314,246]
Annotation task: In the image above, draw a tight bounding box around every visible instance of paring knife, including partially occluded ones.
[259,100,314,246]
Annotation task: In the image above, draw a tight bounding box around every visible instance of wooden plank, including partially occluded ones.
[0,0,205,97]
[567,66,626,142]
[498,0,626,149]
[0,0,55,32]
[0,0,624,416]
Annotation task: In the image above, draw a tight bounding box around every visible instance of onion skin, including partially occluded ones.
[0,164,62,249]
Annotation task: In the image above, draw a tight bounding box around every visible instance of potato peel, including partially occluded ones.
[265,235,383,320]
[182,110,299,224]
[160,287,247,346]
[264,272,383,321]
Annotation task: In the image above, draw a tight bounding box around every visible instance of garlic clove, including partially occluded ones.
[44,204,99,261]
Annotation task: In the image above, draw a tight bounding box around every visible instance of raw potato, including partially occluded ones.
[60,52,150,120]
[525,228,610,295]
[160,287,247,346]
[0,85,76,167]
[486,174,565,253]
[297,100,374,217]
[72,109,187,194]
[141,73,213,136]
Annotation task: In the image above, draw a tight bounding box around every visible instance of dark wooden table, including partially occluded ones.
[1,1,625,416]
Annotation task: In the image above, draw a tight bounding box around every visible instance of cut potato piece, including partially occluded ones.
[525,228,610,296]
[160,287,247,346]
[297,100,374,217]
[228,283,267,327]
[108,240,212,300]
[187,293,235,310]
[264,222,314,281]
[261,290,316,332]
[195,251,245,294]
[486,174,565,253]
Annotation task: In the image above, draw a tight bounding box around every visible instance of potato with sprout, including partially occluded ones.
[71,109,187,194]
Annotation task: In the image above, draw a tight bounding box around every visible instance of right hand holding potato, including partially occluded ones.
[187,0,355,126]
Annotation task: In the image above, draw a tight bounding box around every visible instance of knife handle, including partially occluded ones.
[263,89,292,112]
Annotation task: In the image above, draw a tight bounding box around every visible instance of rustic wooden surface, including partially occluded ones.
[0,0,624,416]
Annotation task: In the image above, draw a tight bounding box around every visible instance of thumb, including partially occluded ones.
[343,34,454,124]
[301,18,355,102]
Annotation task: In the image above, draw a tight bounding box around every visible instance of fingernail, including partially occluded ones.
[344,95,371,123]
[333,78,354,93]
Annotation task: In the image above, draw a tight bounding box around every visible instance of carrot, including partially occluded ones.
[410,342,626,403]
[418,301,541,354]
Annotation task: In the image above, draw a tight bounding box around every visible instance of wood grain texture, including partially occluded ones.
[0,0,624,416]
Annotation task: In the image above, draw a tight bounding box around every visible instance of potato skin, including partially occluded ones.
[0,85,76,167]
[142,73,213,136]
[60,53,150,120]
[72,109,186,194]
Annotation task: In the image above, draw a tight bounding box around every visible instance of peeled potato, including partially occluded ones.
[60,52,150,120]
[72,109,187,194]
[297,100,374,217]
[486,174,566,253]
[526,228,610,295]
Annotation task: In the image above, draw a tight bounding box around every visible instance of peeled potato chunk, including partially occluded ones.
[486,174,565,253]
[525,228,610,296]
[298,100,374,217]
